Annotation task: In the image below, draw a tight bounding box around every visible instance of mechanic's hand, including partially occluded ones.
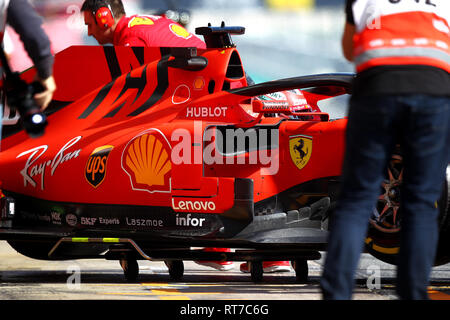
[34,75,56,110]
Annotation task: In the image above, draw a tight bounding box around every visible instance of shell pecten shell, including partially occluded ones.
[123,131,172,192]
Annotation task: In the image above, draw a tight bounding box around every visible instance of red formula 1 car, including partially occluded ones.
[0,26,449,282]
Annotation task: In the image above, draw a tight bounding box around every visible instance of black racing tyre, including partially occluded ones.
[292,260,309,284]
[365,149,450,266]
[166,260,184,281]
[250,261,264,283]
[120,258,139,282]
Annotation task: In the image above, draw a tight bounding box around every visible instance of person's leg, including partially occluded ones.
[321,95,398,299]
[396,95,450,300]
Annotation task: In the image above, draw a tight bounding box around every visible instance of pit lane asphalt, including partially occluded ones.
[0,241,449,301]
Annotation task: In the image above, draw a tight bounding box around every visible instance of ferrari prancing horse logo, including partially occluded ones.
[289,135,312,170]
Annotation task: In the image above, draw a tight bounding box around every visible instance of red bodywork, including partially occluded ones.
[0,37,352,260]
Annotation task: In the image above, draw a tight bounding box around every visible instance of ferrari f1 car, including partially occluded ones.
[1,25,449,282]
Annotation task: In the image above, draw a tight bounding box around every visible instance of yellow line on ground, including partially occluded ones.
[151,289,181,295]
[182,292,223,295]
[151,289,222,295]
[141,283,224,287]
[159,296,191,300]
[102,290,223,296]
[428,290,450,300]
[102,292,159,296]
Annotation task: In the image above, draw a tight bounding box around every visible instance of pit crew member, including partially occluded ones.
[81,0,205,48]
[321,0,450,300]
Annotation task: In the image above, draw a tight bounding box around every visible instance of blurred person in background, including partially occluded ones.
[5,0,85,74]
[81,0,205,48]
[1,0,56,138]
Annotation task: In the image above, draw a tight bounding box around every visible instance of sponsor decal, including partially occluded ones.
[172,84,191,105]
[185,106,227,118]
[125,217,164,227]
[99,217,120,225]
[81,217,97,226]
[128,16,154,28]
[169,23,192,39]
[260,101,290,110]
[85,145,114,188]
[171,198,216,211]
[80,216,120,226]
[289,135,312,170]
[257,90,310,112]
[121,129,172,193]
[193,77,205,90]
[51,211,62,225]
[65,214,78,227]
[16,136,82,190]
[268,92,286,100]
[175,214,205,227]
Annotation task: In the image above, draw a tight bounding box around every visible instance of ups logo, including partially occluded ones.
[85,146,114,188]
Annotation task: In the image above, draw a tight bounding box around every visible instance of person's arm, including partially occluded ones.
[7,0,55,109]
[33,75,56,110]
[342,22,355,62]
[342,0,356,62]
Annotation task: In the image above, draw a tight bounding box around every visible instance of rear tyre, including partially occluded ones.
[365,150,450,265]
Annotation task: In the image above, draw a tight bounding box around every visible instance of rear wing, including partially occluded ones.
[229,73,354,126]
[229,73,354,97]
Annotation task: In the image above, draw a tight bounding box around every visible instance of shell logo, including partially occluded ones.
[169,23,192,39]
[193,77,205,90]
[122,130,172,193]
[128,16,154,28]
